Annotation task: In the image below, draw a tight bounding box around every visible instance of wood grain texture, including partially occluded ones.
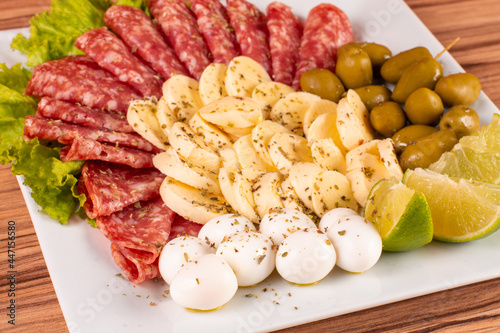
[0,1,499,332]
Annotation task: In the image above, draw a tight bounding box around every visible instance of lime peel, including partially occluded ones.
[364,177,433,251]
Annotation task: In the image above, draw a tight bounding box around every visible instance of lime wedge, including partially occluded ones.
[364,177,433,251]
[429,114,500,184]
[403,168,500,242]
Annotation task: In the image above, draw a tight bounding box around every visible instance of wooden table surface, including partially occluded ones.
[1,0,500,332]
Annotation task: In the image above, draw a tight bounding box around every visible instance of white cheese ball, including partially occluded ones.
[169,254,238,311]
[259,208,317,245]
[198,213,256,249]
[319,207,359,232]
[216,230,276,287]
[158,235,215,285]
[325,215,382,273]
[275,229,336,285]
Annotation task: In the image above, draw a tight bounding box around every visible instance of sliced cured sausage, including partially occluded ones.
[78,161,165,219]
[24,115,159,153]
[292,3,353,90]
[149,0,212,80]
[36,97,134,133]
[25,57,141,113]
[111,243,160,284]
[226,0,272,75]
[266,2,303,86]
[167,214,203,242]
[97,197,176,283]
[104,5,189,80]
[59,137,155,169]
[74,27,163,98]
[190,0,239,65]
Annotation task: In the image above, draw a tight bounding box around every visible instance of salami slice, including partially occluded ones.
[59,137,155,169]
[149,0,212,80]
[104,5,189,80]
[25,57,141,113]
[111,243,160,284]
[167,214,203,242]
[36,97,134,133]
[226,0,272,75]
[292,3,353,90]
[78,161,165,218]
[74,27,163,98]
[190,0,239,65]
[24,115,159,153]
[97,197,175,283]
[266,2,303,86]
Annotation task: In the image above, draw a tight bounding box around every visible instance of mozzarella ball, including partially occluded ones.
[259,208,317,245]
[325,215,382,273]
[158,235,215,284]
[275,229,336,285]
[216,230,276,287]
[319,207,359,232]
[169,254,238,311]
[198,213,256,249]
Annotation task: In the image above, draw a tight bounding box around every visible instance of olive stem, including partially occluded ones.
[434,37,461,59]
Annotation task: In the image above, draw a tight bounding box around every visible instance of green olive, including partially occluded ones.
[380,46,433,84]
[369,101,406,137]
[392,124,438,154]
[344,42,392,67]
[439,105,481,138]
[404,87,444,126]
[335,46,373,89]
[434,73,482,106]
[300,68,345,102]
[391,57,443,103]
[353,85,392,111]
[399,130,458,171]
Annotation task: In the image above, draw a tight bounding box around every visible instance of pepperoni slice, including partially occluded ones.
[36,97,134,133]
[104,5,189,80]
[191,0,240,65]
[150,0,212,80]
[292,3,353,90]
[23,115,159,153]
[25,56,141,114]
[226,0,272,75]
[78,161,165,219]
[74,27,163,98]
[59,138,155,169]
[266,2,303,86]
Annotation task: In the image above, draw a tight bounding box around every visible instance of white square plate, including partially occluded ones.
[3,0,500,332]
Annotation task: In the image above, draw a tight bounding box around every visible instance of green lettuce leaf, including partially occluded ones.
[11,140,86,224]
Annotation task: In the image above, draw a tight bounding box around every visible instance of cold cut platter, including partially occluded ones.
[1,0,500,332]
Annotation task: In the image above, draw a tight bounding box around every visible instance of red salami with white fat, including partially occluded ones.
[111,243,160,284]
[23,115,159,153]
[190,0,239,65]
[149,0,212,80]
[59,137,155,169]
[266,2,303,86]
[104,5,189,80]
[74,27,163,98]
[292,3,353,90]
[97,197,176,283]
[36,97,134,133]
[226,0,272,75]
[167,214,203,242]
[25,57,141,113]
[78,161,165,219]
